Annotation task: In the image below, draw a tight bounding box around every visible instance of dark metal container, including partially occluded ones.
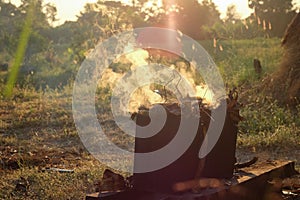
[133,103,238,193]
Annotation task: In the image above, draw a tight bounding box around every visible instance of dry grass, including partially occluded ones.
[0,38,299,199]
[1,87,299,199]
[0,88,107,199]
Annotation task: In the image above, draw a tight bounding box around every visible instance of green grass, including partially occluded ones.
[0,38,299,199]
[200,38,283,87]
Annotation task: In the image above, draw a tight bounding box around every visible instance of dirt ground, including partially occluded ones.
[0,91,299,199]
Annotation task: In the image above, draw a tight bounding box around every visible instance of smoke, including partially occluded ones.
[98,68,123,88]
[97,48,215,113]
[172,62,215,105]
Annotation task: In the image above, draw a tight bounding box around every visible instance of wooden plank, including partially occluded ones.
[86,161,298,200]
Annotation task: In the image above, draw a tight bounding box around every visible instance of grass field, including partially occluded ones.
[0,38,299,199]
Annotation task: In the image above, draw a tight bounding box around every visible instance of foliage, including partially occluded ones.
[2,0,297,91]
[248,0,296,37]
[204,19,266,40]
[157,0,221,40]
[203,4,270,40]
[0,2,23,59]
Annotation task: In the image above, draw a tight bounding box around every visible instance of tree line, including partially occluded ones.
[0,0,297,90]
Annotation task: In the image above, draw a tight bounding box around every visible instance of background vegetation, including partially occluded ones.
[0,0,299,199]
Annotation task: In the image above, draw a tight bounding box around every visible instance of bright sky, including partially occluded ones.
[9,0,300,26]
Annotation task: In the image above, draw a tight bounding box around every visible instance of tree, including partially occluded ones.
[0,1,24,58]
[55,0,149,66]
[203,4,267,40]
[225,4,240,23]
[248,0,296,37]
[158,0,221,40]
